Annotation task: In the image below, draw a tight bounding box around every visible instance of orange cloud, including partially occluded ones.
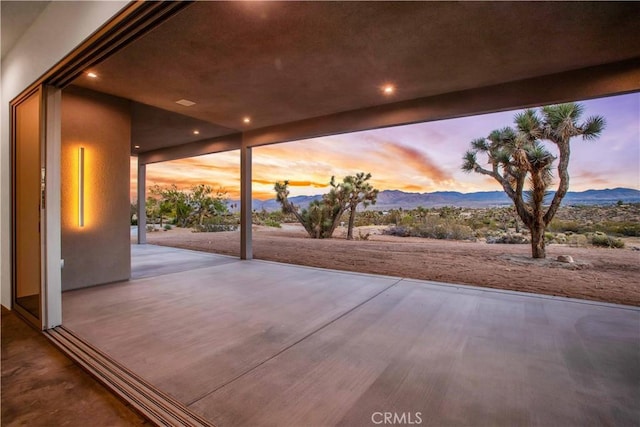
[380,142,452,183]
[252,178,278,186]
[253,190,278,200]
[574,170,611,187]
[273,180,328,188]
[254,141,362,176]
[400,184,424,192]
[483,176,497,186]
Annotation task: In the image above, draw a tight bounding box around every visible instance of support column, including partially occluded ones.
[240,144,252,260]
[137,162,146,244]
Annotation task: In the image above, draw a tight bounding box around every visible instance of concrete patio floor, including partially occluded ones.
[62,244,640,426]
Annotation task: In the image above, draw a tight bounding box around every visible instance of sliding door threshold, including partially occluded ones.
[44,326,214,427]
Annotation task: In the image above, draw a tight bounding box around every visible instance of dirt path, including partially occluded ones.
[144,224,640,307]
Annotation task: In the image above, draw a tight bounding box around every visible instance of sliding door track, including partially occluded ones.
[44,327,214,427]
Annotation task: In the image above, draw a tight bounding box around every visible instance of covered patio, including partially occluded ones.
[3,2,639,425]
[61,245,640,426]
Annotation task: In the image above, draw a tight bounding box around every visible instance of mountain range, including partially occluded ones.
[248,187,640,212]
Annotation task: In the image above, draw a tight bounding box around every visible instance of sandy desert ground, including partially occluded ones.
[142,224,640,307]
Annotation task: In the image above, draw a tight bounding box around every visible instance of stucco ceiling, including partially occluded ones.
[70,1,640,153]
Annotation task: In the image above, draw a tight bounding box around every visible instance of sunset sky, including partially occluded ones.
[133,93,639,201]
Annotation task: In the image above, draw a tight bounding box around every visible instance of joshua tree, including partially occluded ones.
[274,173,378,239]
[274,180,347,238]
[341,173,379,240]
[462,103,605,258]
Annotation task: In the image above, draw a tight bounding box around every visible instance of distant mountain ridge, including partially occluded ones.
[248,187,640,211]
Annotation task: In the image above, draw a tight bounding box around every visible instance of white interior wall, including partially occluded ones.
[1,1,128,309]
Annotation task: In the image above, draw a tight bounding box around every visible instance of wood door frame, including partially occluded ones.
[10,86,44,328]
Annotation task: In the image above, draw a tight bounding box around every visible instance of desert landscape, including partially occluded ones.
[142,223,640,307]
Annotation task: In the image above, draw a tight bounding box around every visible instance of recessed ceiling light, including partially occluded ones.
[87,72,98,78]
[134,145,140,149]
[243,117,251,124]
[193,130,200,135]
[383,85,395,95]
[176,99,196,107]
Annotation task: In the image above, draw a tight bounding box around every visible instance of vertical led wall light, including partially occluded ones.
[78,147,85,227]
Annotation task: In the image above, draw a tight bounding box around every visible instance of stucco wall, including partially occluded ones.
[60,86,131,291]
[0,1,128,307]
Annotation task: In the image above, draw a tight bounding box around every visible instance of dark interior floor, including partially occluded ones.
[15,294,39,318]
[1,307,147,426]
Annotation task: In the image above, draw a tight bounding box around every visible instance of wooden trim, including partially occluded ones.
[11,86,43,329]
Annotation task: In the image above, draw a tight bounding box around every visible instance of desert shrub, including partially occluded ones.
[384,219,474,241]
[438,206,462,219]
[544,232,568,244]
[192,224,237,232]
[467,218,493,230]
[548,220,581,233]
[399,214,416,227]
[264,218,281,228]
[268,211,285,222]
[374,205,639,243]
[449,223,475,240]
[383,226,411,237]
[598,221,640,237]
[192,216,238,233]
[253,210,280,224]
[379,209,408,225]
[591,232,624,248]
[486,233,529,244]
[357,230,371,241]
[554,233,568,243]
[566,233,588,248]
[354,210,385,227]
[411,223,448,239]
[252,209,268,225]
[253,210,293,225]
[615,223,640,236]
[163,224,172,231]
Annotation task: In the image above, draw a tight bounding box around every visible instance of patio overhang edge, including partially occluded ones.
[137,133,242,165]
[243,57,640,149]
[137,58,639,165]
